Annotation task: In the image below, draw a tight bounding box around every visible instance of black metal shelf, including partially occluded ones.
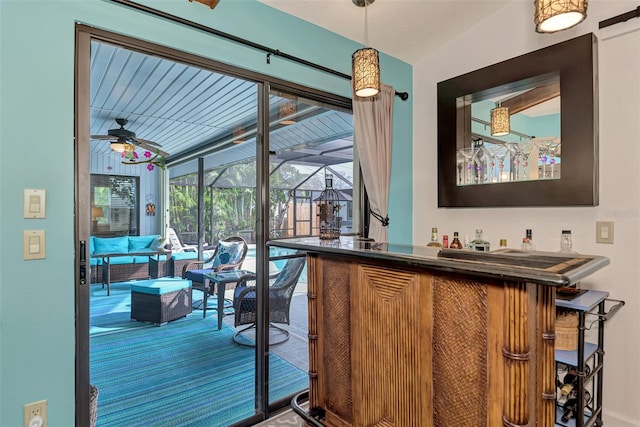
[555,290,624,427]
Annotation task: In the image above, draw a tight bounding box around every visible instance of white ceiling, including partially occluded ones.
[258,0,511,64]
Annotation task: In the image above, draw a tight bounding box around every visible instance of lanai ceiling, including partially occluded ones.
[89,40,354,178]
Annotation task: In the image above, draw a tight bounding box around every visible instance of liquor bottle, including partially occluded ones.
[426,227,443,248]
[463,234,471,250]
[522,229,536,251]
[560,230,574,253]
[442,235,449,249]
[449,232,463,249]
[499,239,508,249]
[470,228,490,252]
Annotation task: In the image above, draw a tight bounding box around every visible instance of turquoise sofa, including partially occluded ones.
[89,235,169,285]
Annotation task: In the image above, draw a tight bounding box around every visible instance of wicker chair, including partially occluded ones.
[232,254,306,346]
[181,236,248,319]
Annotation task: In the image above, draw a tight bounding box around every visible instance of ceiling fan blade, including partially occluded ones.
[135,140,170,158]
[132,136,162,147]
[90,135,114,140]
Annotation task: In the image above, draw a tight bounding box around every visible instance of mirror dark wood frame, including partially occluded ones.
[437,33,598,207]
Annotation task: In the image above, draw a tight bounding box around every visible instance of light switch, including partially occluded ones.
[596,221,614,244]
[23,230,46,260]
[23,189,46,218]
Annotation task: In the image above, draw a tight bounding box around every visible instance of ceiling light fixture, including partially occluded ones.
[279,102,297,125]
[352,0,380,98]
[232,126,246,144]
[187,0,220,10]
[535,0,588,33]
[490,102,510,137]
[110,140,128,153]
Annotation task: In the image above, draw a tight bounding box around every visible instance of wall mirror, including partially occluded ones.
[437,33,598,207]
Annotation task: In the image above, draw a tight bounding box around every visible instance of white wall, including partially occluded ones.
[413,1,640,425]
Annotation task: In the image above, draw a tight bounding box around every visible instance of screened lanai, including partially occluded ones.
[169,139,354,243]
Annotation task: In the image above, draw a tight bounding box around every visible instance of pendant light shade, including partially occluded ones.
[352,47,380,97]
[535,0,587,33]
[279,102,297,125]
[232,126,245,143]
[352,0,379,98]
[490,106,510,137]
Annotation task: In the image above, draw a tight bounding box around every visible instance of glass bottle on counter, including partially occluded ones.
[499,239,508,249]
[470,228,490,252]
[522,229,536,251]
[463,234,471,250]
[442,235,449,249]
[427,227,443,248]
[560,230,574,253]
[449,232,463,249]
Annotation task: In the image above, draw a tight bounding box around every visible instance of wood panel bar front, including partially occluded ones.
[272,237,609,427]
[307,254,550,427]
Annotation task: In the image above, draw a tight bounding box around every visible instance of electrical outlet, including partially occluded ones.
[24,400,47,427]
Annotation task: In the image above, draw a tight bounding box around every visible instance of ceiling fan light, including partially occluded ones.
[110,141,127,153]
[352,47,380,98]
[491,106,510,137]
[535,0,587,33]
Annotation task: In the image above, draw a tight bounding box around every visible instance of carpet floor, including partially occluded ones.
[90,282,308,426]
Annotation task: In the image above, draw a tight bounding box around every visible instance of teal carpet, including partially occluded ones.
[90,283,308,426]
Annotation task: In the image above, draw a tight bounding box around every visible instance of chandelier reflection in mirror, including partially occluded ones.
[455,73,561,187]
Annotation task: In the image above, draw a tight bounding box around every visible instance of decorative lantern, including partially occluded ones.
[317,174,342,240]
[490,105,510,136]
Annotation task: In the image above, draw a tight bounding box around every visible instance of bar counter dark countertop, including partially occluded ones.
[268,236,609,287]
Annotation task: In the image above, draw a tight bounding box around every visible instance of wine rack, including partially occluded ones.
[554,290,624,427]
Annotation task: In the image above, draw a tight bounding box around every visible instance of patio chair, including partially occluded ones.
[232,254,306,346]
[181,236,249,319]
[167,228,197,253]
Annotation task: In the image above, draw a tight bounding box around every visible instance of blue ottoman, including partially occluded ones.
[131,278,192,325]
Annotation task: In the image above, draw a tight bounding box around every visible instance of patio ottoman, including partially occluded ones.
[130,278,192,325]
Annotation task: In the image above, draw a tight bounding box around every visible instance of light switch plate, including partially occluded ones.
[24,189,46,218]
[23,230,46,260]
[596,221,614,244]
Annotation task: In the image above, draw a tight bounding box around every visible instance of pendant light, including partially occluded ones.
[535,0,588,33]
[490,101,510,137]
[352,0,380,98]
[279,102,297,125]
[232,126,246,144]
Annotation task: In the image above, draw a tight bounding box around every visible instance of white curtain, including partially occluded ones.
[353,83,394,242]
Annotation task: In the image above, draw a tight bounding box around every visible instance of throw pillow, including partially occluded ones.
[128,235,159,251]
[150,236,167,251]
[212,240,244,269]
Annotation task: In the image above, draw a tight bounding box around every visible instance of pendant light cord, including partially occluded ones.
[364,1,369,47]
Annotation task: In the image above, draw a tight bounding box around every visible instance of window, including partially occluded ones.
[90,174,140,236]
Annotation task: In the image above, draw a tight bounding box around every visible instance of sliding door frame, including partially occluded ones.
[75,24,352,426]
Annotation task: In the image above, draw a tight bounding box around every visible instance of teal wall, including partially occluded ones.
[0,1,412,425]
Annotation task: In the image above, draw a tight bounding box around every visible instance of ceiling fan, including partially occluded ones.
[91,118,169,158]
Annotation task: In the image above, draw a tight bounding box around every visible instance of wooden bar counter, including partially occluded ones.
[269,237,609,427]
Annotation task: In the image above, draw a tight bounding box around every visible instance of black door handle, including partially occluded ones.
[79,240,87,285]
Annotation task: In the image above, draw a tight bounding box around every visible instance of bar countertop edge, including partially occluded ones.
[267,236,610,287]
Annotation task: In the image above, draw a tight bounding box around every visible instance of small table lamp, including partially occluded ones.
[91,207,104,233]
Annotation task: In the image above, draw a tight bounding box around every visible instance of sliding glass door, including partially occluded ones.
[81,28,354,426]
[267,89,356,407]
